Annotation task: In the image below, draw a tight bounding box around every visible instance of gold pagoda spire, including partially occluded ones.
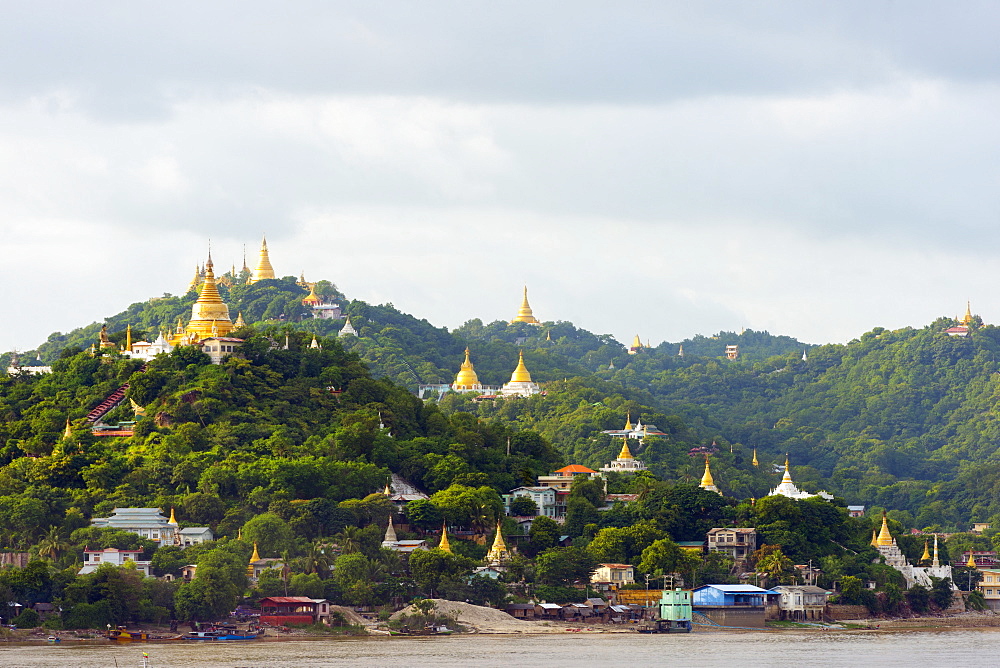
[870,529,878,547]
[453,348,480,388]
[247,542,260,577]
[700,455,716,490]
[509,350,533,383]
[932,534,940,568]
[617,438,634,460]
[921,539,931,564]
[62,419,73,441]
[876,511,895,547]
[234,312,246,328]
[509,286,541,325]
[168,507,178,525]
[968,552,978,568]
[439,522,452,554]
[124,324,132,353]
[781,455,793,483]
[961,301,974,326]
[188,265,201,293]
[486,521,511,565]
[624,412,633,431]
[180,250,234,343]
[251,235,276,283]
[752,448,759,467]
[302,283,321,306]
[632,334,642,349]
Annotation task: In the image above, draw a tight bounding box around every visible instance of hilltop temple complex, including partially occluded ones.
[510,287,542,325]
[872,512,955,589]
[767,457,833,500]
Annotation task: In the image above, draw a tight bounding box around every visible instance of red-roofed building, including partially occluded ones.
[537,465,603,491]
[258,597,331,626]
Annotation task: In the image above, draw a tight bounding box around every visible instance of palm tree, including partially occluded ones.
[335,526,362,554]
[36,527,71,564]
[303,541,332,578]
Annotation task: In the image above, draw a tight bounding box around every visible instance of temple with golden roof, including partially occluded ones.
[170,251,235,346]
[509,287,542,325]
[500,351,541,397]
[485,521,511,566]
[600,437,648,474]
[873,512,955,589]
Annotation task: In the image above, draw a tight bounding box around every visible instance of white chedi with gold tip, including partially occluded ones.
[767,456,833,500]
[500,351,541,397]
[601,438,648,474]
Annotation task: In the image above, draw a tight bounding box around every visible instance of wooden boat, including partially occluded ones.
[106,628,149,641]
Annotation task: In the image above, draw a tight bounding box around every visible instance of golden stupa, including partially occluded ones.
[876,512,895,547]
[920,539,931,564]
[247,542,261,578]
[699,456,717,491]
[510,286,541,325]
[968,552,978,568]
[752,448,759,467]
[961,301,974,326]
[486,521,511,565]
[250,235,276,283]
[174,252,234,344]
[302,282,321,306]
[509,350,533,383]
[439,522,452,554]
[617,439,634,460]
[453,348,481,389]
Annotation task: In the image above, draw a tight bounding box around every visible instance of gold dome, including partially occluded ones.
[510,286,541,325]
[968,552,978,568]
[182,252,234,342]
[632,334,642,349]
[509,350,533,383]
[251,235,276,283]
[453,348,480,388]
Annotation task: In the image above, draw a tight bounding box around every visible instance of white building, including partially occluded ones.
[91,508,177,543]
[505,486,560,518]
[339,317,358,337]
[197,337,244,364]
[500,351,541,398]
[177,527,214,546]
[600,439,648,474]
[873,514,954,589]
[123,331,174,361]
[80,548,152,577]
[767,458,833,500]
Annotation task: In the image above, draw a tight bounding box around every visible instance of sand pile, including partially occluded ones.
[330,605,368,627]
[392,599,559,633]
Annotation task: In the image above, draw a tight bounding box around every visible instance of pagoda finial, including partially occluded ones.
[62,419,73,441]
[247,541,260,578]
[168,507,178,525]
[509,286,541,325]
[454,347,480,388]
[962,301,974,326]
[508,350,533,383]
[781,455,793,483]
[486,521,510,565]
[250,234,276,284]
[968,552,978,568]
[624,412,633,431]
[932,534,940,568]
[617,438,634,460]
[876,511,895,547]
[124,324,132,353]
[699,455,719,493]
[921,538,931,564]
[439,522,452,553]
[752,448,759,467]
[384,516,397,544]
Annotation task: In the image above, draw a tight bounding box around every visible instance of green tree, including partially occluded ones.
[535,547,598,587]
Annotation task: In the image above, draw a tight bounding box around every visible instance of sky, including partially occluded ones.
[2,1,999,352]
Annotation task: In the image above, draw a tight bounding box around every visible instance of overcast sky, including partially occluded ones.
[2,1,998,351]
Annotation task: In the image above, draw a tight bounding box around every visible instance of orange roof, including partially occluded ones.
[555,464,597,474]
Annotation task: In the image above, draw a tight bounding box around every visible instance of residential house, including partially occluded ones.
[177,527,214,546]
[976,569,1000,610]
[591,563,635,587]
[847,506,866,518]
[769,585,831,621]
[505,604,536,620]
[504,486,561,518]
[537,465,603,491]
[259,597,331,625]
[79,548,152,577]
[707,528,757,565]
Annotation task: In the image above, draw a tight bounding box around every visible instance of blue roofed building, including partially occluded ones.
[691,584,775,628]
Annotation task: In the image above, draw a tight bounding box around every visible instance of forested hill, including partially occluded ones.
[13,278,1000,528]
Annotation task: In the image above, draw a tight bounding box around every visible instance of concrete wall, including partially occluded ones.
[693,606,766,628]
[826,604,870,620]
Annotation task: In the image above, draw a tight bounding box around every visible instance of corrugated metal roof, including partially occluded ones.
[695,584,770,593]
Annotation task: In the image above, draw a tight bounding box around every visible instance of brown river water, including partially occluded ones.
[0,630,986,668]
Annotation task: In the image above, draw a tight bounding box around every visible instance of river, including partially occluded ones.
[0,630,987,667]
